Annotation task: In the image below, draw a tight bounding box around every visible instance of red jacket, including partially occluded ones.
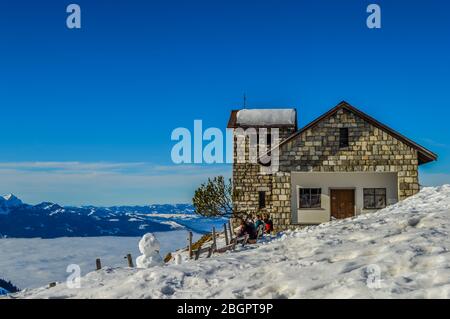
[264,219,273,232]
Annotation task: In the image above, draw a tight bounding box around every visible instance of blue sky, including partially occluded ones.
[0,0,449,205]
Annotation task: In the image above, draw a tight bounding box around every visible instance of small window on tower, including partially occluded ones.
[258,191,266,209]
[339,128,349,148]
[266,133,272,156]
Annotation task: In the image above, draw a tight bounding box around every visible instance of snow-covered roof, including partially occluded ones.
[235,109,296,127]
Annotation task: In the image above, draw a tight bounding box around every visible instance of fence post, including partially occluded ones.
[125,253,134,267]
[212,226,217,251]
[188,231,193,259]
[207,245,213,258]
[228,220,234,242]
[195,244,202,260]
[223,223,229,246]
[96,258,102,270]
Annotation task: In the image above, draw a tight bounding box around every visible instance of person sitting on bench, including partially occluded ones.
[236,218,257,244]
[254,214,265,238]
[263,213,273,234]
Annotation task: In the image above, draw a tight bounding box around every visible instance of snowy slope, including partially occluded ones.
[12,185,450,299]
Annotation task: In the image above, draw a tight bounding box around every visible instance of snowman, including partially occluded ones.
[136,233,163,268]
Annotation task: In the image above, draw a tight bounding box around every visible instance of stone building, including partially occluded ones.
[227,101,437,231]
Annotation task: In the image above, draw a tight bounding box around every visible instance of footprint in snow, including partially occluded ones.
[340,261,363,274]
[160,285,175,296]
[407,217,422,227]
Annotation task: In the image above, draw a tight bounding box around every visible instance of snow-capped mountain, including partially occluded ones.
[0,194,23,215]
[0,195,226,238]
[0,288,9,296]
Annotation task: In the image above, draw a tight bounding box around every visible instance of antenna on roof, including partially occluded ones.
[243,93,247,108]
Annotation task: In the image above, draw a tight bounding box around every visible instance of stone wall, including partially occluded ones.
[270,172,292,232]
[279,108,419,198]
[232,126,295,222]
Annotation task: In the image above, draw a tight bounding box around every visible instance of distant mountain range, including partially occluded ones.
[0,194,226,238]
[0,194,23,214]
[0,278,19,294]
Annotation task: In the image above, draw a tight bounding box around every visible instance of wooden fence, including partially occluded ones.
[47,222,252,288]
[187,222,251,260]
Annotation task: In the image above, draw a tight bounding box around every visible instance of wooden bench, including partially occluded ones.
[214,243,235,254]
[188,223,258,261]
[234,234,249,246]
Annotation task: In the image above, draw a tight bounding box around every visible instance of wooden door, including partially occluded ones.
[330,189,355,219]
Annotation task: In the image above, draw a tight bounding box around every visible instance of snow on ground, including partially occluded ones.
[0,230,201,289]
[9,185,450,299]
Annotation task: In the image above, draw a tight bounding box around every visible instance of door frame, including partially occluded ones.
[329,187,356,219]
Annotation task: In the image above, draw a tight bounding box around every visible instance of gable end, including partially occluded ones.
[279,101,437,165]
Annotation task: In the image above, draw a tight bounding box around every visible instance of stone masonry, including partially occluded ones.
[232,126,295,225]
